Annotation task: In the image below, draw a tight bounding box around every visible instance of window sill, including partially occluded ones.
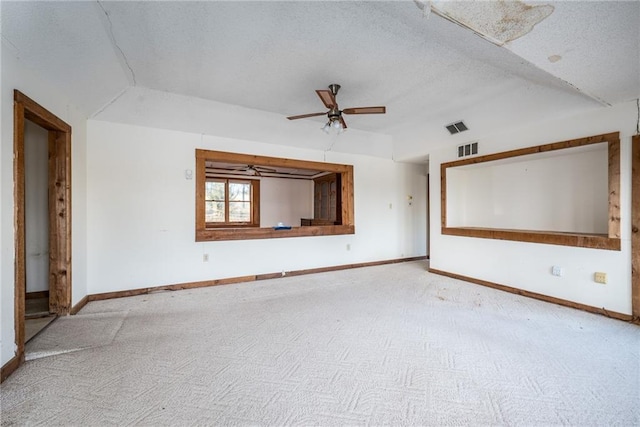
[442,227,621,251]
[196,225,355,242]
[205,223,260,228]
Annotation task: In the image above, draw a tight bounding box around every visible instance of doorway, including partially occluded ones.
[14,90,72,363]
[23,120,57,341]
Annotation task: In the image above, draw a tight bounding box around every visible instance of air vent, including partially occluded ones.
[457,142,478,158]
[446,120,468,135]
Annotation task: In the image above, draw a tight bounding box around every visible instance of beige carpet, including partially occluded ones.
[24,316,56,344]
[1,261,638,425]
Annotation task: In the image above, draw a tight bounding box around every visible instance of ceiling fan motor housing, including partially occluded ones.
[328,107,341,121]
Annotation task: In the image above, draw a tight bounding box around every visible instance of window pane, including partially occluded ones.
[229,201,250,222]
[206,181,225,201]
[206,201,225,222]
[229,182,250,202]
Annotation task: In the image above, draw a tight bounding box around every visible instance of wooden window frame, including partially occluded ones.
[205,178,260,228]
[196,149,355,241]
[440,132,621,251]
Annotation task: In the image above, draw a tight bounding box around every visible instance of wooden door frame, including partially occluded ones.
[13,90,72,362]
[426,173,430,259]
[632,135,639,321]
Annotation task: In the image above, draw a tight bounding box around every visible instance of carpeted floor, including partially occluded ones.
[1,261,638,426]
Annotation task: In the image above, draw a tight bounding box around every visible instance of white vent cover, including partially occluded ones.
[457,142,478,158]
[446,121,468,135]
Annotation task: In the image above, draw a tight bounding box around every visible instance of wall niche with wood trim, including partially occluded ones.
[441,132,621,250]
[196,149,355,241]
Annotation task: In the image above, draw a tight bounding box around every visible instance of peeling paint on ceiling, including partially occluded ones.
[431,0,554,45]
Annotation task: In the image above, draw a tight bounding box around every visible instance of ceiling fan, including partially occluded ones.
[229,164,277,176]
[287,84,386,133]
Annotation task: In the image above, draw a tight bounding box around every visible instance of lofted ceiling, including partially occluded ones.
[2,1,639,159]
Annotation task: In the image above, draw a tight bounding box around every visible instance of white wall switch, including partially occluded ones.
[551,266,563,277]
[594,272,607,284]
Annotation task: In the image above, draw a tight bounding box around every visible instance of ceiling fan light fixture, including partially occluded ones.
[289,84,384,134]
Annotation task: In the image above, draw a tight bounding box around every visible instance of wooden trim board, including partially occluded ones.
[632,135,640,321]
[26,291,50,300]
[13,100,26,361]
[14,91,71,133]
[429,268,632,322]
[71,295,89,315]
[1,355,23,384]
[441,227,620,251]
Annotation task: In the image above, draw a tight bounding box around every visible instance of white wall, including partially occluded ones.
[1,43,89,366]
[24,120,49,293]
[446,145,609,233]
[86,120,427,295]
[260,177,313,227]
[430,101,636,314]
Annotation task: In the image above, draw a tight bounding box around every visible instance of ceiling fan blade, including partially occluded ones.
[316,90,337,109]
[339,116,348,130]
[255,166,277,173]
[342,106,386,115]
[287,112,327,120]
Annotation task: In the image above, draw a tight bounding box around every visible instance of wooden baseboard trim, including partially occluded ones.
[1,353,23,383]
[275,256,428,279]
[71,295,89,315]
[87,275,257,302]
[26,290,49,300]
[88,256,428,302]
[428,268,632,322]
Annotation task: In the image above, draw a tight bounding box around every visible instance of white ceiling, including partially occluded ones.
[2,1,639,158]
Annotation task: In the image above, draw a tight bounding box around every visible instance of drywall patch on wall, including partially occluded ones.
[431,1,554,46]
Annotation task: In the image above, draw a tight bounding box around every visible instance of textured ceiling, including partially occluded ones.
[2,1,639,158]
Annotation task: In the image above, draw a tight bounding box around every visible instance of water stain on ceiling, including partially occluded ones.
[424,0,554,46]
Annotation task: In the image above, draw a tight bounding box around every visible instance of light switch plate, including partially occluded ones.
[594,272,607,284]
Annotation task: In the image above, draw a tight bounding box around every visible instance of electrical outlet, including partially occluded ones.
[551,266,563,277]
[203,254,209,262]
[594,272,607,284]
[346,244,351,251]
